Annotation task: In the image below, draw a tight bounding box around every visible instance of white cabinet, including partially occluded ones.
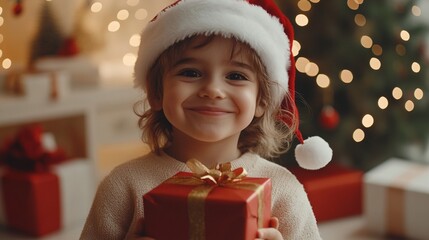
[0,83,143,169]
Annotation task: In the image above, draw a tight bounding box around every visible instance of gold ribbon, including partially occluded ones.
[386,164,429,237]
[165,159,266,240]
[185,158,247,185]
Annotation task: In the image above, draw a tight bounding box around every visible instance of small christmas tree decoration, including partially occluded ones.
[29,1,65,65]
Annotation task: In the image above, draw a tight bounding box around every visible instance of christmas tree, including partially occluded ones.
[277,0,429,170]
[29,1,65,65]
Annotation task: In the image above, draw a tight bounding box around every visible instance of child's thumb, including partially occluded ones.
[269,217,279,229]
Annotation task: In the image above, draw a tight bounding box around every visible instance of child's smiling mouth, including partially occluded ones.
[187,106,233,116]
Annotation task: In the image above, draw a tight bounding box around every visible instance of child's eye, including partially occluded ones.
[227,72,248,81]
[178,69,201,78]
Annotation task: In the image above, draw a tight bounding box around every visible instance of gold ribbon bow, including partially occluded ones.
[186,158,247,185]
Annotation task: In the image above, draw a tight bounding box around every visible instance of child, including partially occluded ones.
[80,0,332,239]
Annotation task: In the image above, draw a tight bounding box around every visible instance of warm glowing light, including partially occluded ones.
[2,58,11,69]
[347,0,359,10]
[395,44,406,56]
[305,62,319,77]
[0,7,3,15]
[127,0,140,6]
[362,114,374,128]
[0,17,4,27]
[298,0,312,12]
[309,0,320,3]
[354,14,366,26]
[295,14,309,27]
[360,35,373,48]
[414,88,424,100]
[0,34,3,44]
[392,87,403,100]
[353,129,365,142]
[296,57,310,73]
[405,100,414,112]
[369,57,381,70]
[123,53,137,66]
[91,2,102,13]
[129,34,141,47]
[378,96,389,109]
[108,21,120,32]
[0,49,2,58]
[316,74,330,88]
[411,62,421,73]
[135,8,148,20]
[400,30,410,41]
[372,44,382,56]
[412,6,421,16]
[117,9,129,20]
[292,40,301,57]
[340,69,353,83]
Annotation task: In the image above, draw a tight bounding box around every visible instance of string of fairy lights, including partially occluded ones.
[0,5,11,70]
[89,0,148,67]
[292,0,425,143]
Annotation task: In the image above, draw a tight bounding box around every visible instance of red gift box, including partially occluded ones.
[290,163,363,222]
[1,170,61,236]
[144,172,271,240]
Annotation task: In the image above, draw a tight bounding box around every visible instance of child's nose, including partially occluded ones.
[198,76,226,99]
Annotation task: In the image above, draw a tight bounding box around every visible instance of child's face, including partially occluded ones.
[155,36,264,144]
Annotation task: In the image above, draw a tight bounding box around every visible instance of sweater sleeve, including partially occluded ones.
[80,171,134,240]
[272,172,322,240]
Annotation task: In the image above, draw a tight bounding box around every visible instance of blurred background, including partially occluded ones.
[0,0,428,239]
[1,0,428,172]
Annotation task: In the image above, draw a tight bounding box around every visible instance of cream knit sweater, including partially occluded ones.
[80,152,322,240]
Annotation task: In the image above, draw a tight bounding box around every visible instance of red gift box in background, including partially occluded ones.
[290,163,363,222]
[144,172,271,240]
[0,159,95,237]
[0,124,96,237]
[1,171,61,236]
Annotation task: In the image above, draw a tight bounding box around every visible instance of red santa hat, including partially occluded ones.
[134,0,332,170]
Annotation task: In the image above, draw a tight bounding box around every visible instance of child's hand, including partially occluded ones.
[130,218,155,240]
[255,217,283,240]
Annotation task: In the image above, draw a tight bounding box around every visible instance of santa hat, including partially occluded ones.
[134,0,332,170]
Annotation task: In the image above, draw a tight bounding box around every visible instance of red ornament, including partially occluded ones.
[13,1,23,16]
[58,38,80,56]
[319,105,340,130]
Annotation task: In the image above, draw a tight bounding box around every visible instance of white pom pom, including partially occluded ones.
[295,136,332,170]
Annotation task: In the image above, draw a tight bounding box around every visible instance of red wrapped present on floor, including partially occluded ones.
[0,159,95,237]
[290,162,363,222]
[143,159,271,240]
[1,171,61,236]
[0,125,96,236]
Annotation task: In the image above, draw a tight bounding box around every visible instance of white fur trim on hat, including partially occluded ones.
[295,136,333,170]
[134,0,290,106]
